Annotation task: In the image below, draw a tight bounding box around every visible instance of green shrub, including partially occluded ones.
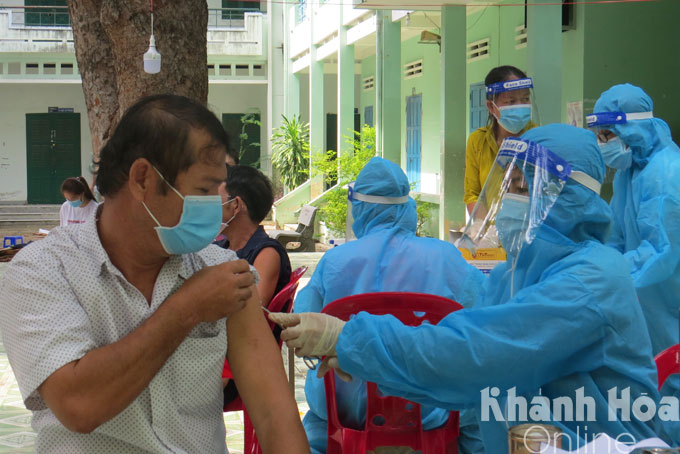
[415,196,437,237]
[312,125,376,236]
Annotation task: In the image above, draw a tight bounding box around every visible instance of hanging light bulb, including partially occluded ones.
[143,0,161,74]
[144,35,161,74]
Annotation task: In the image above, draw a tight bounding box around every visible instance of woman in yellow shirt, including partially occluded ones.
[464,66,536,214]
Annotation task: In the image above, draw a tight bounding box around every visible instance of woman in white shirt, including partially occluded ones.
[59,177,99,226]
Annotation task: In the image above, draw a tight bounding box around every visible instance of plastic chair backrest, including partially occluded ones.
[267,280,299,342]
[321,292,463,454]
[223,280,299,380]
[290,266,308,285]
[298,205,317,228]
[655,344,679,391]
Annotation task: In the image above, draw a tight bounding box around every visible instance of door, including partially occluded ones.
[406,94,422,192]
[469,82,488,133]
[364,105,374,128]
[26,113,81,204]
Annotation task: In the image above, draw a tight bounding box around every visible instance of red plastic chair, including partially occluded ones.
[289,265,308,285]
[267,280,300,339]
[321,292,464,454]
[655,344,679,390]
[222,280,301,454]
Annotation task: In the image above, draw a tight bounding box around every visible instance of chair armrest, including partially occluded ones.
[269,230,302,240]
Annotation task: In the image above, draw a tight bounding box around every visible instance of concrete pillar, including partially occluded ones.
[438,6,467,239]
[527,0,563,124]
[309,3,324,198]
[287,74,301,118]
[266,0,285,177]
[283,1,300,118]
[375,10,401,164]
[337,9,355,161]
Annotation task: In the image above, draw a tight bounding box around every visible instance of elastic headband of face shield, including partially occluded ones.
[347,181,410,205]
[497,139,602,195]
[486,77,534,96]
[586,111,654,128]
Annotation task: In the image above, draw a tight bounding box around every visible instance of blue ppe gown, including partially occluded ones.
[594,84,680,398]
[295,157,487,454]
[335,125,679,451]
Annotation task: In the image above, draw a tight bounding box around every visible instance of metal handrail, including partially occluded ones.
[2,6,71,27]
[207,7,262,29]
[2,6,265,29]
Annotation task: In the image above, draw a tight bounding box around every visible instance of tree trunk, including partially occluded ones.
[67,0,209,163]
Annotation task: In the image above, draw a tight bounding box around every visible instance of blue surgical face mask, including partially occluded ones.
[598,136,632,170]
[496,193,530,257]
[143,168,223,255]
[495,104,532,134]
[68,199,82,208]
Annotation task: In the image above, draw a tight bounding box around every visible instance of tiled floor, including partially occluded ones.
[0,253,323,453]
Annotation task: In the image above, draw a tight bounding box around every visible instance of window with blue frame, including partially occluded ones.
[406,94,422,192]
[469,82,488,133]
[297,0,307,23]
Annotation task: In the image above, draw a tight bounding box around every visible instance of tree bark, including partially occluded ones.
[67,0,209,162]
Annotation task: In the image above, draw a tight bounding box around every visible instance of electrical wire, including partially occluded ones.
[0,0,662,8]
[208,0,658,6]
[466,4,489,30]
[150,0,154,35]
[422,12,441,31]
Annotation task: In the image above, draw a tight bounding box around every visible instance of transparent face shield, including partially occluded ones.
[345,181,410,241]
[456,138,601,257]
[586,111,654,143]
[486,77,540,133]
[587,111,654,170]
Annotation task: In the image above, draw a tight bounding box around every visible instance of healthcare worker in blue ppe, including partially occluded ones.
[291,156,487,454]
[272,125,679,452]
[588,83,680,398]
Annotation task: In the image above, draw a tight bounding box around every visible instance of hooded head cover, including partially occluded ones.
[593,83,674,168]
[521,124,611,245]
[351,157,416,238]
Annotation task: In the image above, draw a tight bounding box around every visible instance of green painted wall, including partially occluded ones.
[465,4,527,132]
[466,2,586,127]
[560,5,585,126]
[360,55,376,124]
[400,34,441,193]
[466,5,527,86]
[582,1,680,139]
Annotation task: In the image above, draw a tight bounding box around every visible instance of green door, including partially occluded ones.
[26,113,81,204]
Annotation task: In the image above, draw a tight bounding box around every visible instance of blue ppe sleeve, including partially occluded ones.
[294,259,326,314]
[335,272,610,410]
[623,194,680,288]
[607,220,626,253]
